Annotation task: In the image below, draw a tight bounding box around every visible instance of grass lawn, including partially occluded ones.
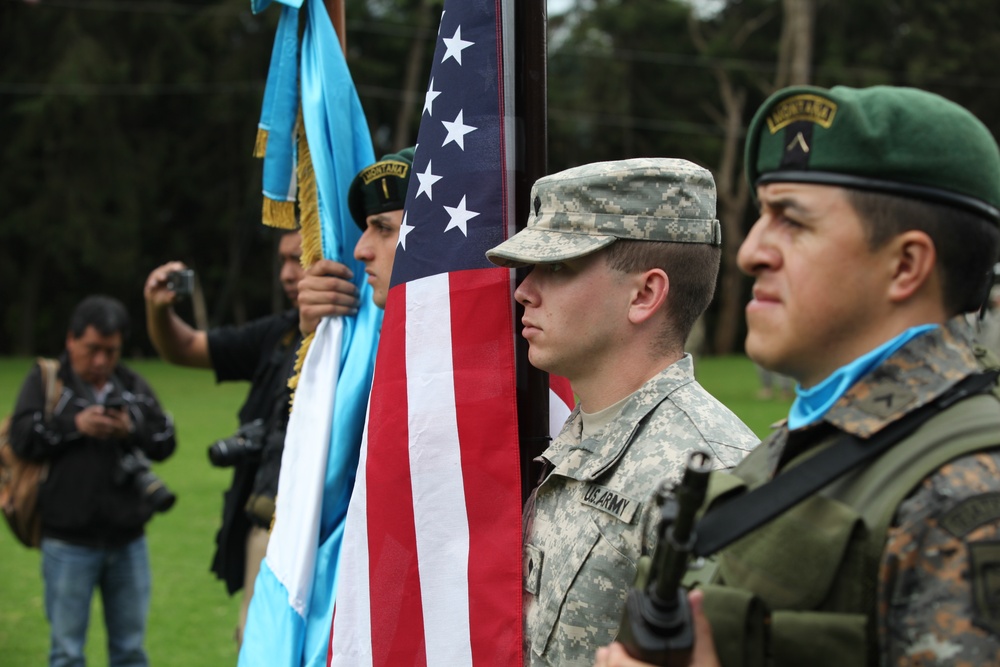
[0,354,790,666]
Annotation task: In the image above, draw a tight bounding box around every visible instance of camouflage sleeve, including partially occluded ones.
[879,451,1000,666]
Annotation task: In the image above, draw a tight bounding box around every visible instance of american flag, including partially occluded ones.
[328,2,532,666]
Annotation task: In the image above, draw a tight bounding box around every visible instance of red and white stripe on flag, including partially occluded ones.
[330,270,521,667]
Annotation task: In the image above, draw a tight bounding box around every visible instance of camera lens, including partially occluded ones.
[137,470,177,513]
[207,419,265,467]
[208,437,244,467]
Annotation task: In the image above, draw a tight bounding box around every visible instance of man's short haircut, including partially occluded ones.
[848,189,1000,315]
[69,295,131,340]
[605,239,720,351]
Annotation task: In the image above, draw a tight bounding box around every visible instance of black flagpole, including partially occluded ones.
[514,0,550,505]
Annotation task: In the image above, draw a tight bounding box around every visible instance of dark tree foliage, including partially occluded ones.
[548,0,724,172]
[0,0,281,355]
[345,0,441,156]
[2,0,998,355]
[812,0,1000,135]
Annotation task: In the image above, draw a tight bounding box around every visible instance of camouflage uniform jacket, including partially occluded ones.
[522,354,757,666]
[717,318,1000,666]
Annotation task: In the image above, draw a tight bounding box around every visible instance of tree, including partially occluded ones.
[0,0,278,355]
[691,0,816,354]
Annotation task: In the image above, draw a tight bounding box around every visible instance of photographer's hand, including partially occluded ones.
[144,261,212,368]
[75,405,125,440]
[105,406,134,439]
[298,259,360,335]
[144,261,189,309]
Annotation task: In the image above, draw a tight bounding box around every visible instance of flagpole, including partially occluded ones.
[323,0,346,53]
[514,0,550,504]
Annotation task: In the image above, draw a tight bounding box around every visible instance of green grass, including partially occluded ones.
[0,354,790,666]
[692,354,793,438]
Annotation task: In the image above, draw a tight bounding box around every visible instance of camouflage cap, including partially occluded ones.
[348,147,415,230]
[745,85,1000,222]
[486,158,721,268]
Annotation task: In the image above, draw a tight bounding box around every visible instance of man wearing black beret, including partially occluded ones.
[298,147,414,331]
[596,85,1000,666]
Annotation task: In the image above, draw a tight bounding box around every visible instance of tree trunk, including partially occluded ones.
[777,0,815,87]
[688,0,815,353]
[711,73,750,355]
[324,0,346,53]
[393,0,435,150]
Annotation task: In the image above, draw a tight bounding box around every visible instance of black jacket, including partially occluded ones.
[206,309,299,592]
[10,354,176,548]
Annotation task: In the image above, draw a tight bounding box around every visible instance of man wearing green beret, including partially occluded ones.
[595,86,1000,666]
[298,147,415,331]
[487,158,758,666]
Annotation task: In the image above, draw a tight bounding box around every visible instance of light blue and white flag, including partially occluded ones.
[239,1,379,666]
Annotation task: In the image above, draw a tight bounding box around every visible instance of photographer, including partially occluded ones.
[144,230,328,646]
[9,295,177,667]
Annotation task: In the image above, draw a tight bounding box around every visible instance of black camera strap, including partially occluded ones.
[692,370,1000,558]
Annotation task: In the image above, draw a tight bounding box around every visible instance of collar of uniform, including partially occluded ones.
[819,317,981,439]
[541,354,697,481]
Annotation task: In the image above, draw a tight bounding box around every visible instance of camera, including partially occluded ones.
[104,396,125,414]
[115,449,177,514]
[208,419,266,467]
[166,268,195,299]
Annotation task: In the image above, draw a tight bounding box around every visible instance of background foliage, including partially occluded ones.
[2,0,999,356]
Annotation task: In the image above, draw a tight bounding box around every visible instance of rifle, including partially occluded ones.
[616,449,713,666]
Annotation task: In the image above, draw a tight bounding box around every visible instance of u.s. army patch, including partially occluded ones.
[581,484,639,523]
[969,541,1000,636]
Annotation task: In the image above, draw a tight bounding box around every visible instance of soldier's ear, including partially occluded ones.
[628,268,668,325]
[886,230,937,305]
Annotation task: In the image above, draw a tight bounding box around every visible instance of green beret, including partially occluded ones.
[745,85,1000,222]
[348,147,415,230]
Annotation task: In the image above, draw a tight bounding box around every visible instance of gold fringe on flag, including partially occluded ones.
[253,127,269,159]
[262,197,298,230]
[288,108,323,396]
[287,330,315,394]
[295,113,323,268]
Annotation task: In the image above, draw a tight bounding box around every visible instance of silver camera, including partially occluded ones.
[166,269,195,298]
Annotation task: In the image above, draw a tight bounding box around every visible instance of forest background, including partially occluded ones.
[2,0,999,357]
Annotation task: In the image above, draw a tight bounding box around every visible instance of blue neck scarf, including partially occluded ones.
[787,324,938,430]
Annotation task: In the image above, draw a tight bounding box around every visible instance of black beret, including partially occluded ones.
[348,147,415,230]
[745,85,1000,222]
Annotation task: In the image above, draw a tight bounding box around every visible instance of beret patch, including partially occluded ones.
[348,147,415,230]
[765,93,838,133]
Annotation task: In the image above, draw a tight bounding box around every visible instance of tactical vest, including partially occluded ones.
[696,390,1000,667]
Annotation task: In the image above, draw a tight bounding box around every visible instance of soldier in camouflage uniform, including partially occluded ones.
[595,87,1000,667]
[486,158,759,666]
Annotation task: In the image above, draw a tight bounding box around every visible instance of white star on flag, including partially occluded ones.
[415,160,443,200]
[397,211,415,250]
[443,195,480,236]
[441,109,476,150]
[441,25,474,65]
[423,78,441,116]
